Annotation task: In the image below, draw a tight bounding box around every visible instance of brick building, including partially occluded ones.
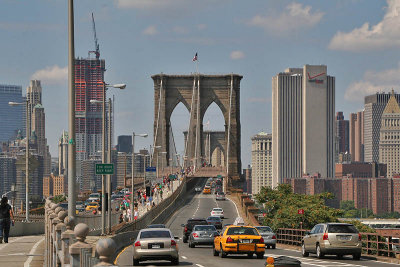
[335,162,386,178]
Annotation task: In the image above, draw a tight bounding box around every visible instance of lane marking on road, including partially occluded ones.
[114,245,131,265]
[196,264,205,267]
[181,255,187,259]
[24,237,44,267]
[226,196,239,218]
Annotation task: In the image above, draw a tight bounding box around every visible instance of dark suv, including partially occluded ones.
[181,218,208,243]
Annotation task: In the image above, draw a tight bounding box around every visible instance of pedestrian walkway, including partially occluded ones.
[0,235,44,267]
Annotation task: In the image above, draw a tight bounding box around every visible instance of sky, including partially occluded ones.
[1,0,400,166]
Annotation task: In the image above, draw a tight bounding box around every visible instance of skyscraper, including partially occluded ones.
[251,132,272,194]
[58,131,69,176]
[272,65,335,187]
[117,135,132,153]
[26,80,42,138]
[74,58,106,161]
[0,84,23,142]
[336,112,349,154]
[349,111,364,162]
[364,92,400,163]
[379,91,400,178]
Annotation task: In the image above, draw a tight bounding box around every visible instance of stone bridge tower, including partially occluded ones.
[152,74,242,179]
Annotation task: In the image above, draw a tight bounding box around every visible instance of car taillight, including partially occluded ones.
[171,240,177,246]
[358,233,362,241]
[226,236,234,243]
[134,241,141,247]
[272,235,276,240]
[323,233,329,240]
[259,237,264,243]
[192,233,199,237]
[184,226,188,232]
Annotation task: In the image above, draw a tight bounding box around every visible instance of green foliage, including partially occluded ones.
[53,195,66,204]
[346,219,375,233]
[255,184,343,230]
[339,200,374,218]
[375,212,400,219]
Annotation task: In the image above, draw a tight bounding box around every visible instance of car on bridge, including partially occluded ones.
[133,228,179,265]
[216,192,225,200]
[85,202,99,211]
[255,226,276,249]
[181,218,208,243]
[207,216,222,229]
[301,223,362,260]
[195,186,202,192]
[189,225,219,248]
[203,187,211,194]
[210,208,224,218]
[213,225,265,259]
[88,193,100,202]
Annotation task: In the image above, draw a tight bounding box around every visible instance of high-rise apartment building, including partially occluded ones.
[116,152,132,188]
[364,92,400,163]
[58,131,69,176]
[75,58,106,161]
[379,91,400,178]
[349,111,364,162]
[336,112,349,154]
[272,65,335,187]
[0,84,23,142]
[81,159,101,192]
[251,132,272,194]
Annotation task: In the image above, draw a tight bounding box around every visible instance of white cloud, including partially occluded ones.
[329,0,400,51]
[31,65,67,85]
[230,50,245,60]
[116,0,186,9]
[345,63,400,101]
[248,2,324,34]
[143,25,158,36]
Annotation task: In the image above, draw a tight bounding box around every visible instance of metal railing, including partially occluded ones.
[276,228,400,259]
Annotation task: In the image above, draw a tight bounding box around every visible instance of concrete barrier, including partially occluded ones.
[9,221,45,236]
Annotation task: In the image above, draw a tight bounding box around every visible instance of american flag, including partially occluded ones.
[192,52,198,61]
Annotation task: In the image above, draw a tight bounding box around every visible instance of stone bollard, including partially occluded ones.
[52,207,63,267]
[69,223,92,267]
[55,210,68,266]
[49,203,59,266]
[94,238,118,266]
[61,216,75,266]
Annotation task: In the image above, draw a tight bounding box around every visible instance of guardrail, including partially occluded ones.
[276,228,400,259]
[44,200,117,266]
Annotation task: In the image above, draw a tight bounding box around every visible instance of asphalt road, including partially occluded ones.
[117,185,400,267]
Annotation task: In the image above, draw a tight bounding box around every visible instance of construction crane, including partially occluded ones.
[88,13,100,59]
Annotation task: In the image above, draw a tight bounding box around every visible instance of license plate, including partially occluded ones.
[152,245,160,249]
[339,236,351,241]
[241,239,250,243]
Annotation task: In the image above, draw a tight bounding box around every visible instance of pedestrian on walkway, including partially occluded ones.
[134,207,138,220]
[0,196,14,243]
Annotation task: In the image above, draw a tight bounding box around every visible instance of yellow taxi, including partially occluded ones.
[213,225,265,258]
[85,202,99,211]
[203,187,211,194]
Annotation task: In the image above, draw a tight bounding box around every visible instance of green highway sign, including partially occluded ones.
[95,163,114,175]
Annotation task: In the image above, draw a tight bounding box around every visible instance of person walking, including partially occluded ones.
[0,196,14,243]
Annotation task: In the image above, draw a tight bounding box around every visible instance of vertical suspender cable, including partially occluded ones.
[194,75,200,169]
[184,77,197,167]
[226,74,233,180]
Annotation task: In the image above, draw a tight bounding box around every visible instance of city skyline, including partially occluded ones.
[2,1,400,165]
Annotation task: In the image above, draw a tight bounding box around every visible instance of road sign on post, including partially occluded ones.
[298,209,304,215]
[95,163,114,175]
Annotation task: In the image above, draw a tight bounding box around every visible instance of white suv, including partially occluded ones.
[210,208,224,218]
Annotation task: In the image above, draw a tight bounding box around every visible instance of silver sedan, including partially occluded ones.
[133,228,179,265]
[189,225,218,248]
[255,226,277,249]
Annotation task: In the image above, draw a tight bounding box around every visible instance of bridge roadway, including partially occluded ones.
[117,186,400,267]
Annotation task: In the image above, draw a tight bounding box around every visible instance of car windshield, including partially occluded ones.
[327,224,358,233]
[213,208,223,212]
[207,217,221,221]
[140,230,171,239]
[148,224,166,228]
[194,225,216,231]
[226,227,259,236]
[256,226,273,233]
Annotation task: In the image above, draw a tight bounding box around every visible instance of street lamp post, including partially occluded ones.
[107,98,112,234]
[91,82,126,235]
[131,132,148,221]
[9,100,29,222]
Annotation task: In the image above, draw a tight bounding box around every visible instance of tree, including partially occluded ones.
[53,195,66,204]
[255,184,343,230]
